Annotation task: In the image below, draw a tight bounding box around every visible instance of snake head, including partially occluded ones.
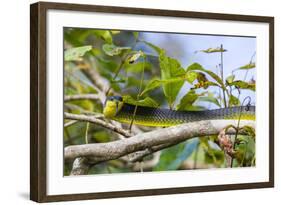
[103,96,124,118]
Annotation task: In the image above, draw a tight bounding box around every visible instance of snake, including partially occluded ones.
[103,96,255,127]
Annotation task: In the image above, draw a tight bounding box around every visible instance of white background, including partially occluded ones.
[47,9,269,195]
[0,0,279,204]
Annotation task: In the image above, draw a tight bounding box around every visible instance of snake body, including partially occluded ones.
[103,96,255,127]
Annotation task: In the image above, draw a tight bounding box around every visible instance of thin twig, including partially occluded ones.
[129,54,145,131]
[64,112,132,138]
[85,122,90,144]
[64,94,100,102]
[64,120,78,127]
[230,96,251,167]
[220,44,227,108]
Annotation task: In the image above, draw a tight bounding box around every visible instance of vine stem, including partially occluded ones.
[230,96,251,167]
[129,54,145,131]
[85,122,90,144]
[105,56,128,96]
[220,44,227,108]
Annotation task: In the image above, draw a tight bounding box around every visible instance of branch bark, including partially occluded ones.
[70,157,90,175]
[64,120,255,164]
[64,112,132,138]
[64,94,100,102]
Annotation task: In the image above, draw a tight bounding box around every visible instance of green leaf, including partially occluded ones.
[229,95,240,106]
[154,139,199,171]
[141,78,162,96]
[110,30,121,35]
[91,30,113,43]
[194,81,220,90]
[197,94,221,107]
[123,95,159,108]
[102,44,131,56]
[64,45,92,61]
[142,41,162,54]
[159,50,185,107]
[199,47,227,53]
[204,149,225,165]
[141,77,185,96]
[238,62,256,70]
[242,126,256,139]
[234,135,255,166]
[226,74,235,84]
[133,32,139,40]
[124,61,151,73]
[126,51,144,64]
[187,63,224,87]
[176,90,199,111]
[185,71,198,84]
[228,80,256,91]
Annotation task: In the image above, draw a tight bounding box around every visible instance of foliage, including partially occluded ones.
[63,28,256,175]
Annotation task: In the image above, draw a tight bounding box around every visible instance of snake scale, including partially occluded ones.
[103,96,255,127]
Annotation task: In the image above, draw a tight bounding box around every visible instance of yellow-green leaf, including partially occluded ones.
[197,93,221,107]
[185,71,198,84]
[226,75,235,84]
[176,90,198,111]
[187,63,224,87]
[199,47,227,53]
[92,30,113,43]
[238,62,256,70]
[141,78,162,96]
[64,45,92,61]
[229,95,240,106]
[123,95,159,108]
[159,50,185,107]
[102,44,131,56]
[126,51,144,64]
[228,80,255,91]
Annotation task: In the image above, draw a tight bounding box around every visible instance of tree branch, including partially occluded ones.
[64,94,100,102]
[64,112,132,138]
[70,157,90,175]
[64,120,255,164]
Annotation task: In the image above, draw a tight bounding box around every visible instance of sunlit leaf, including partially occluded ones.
[226,74,235,84]
[64,45,92,61]
[126,51,144,64]
[92,30,113,43]
[102,44,131,56]
[228,80,256,91]
[194,81,220,89]
[159,50,185,107]
[199,47,227,53]
[238,62,256,70]
[187,63,224,87]
[185,71,198,84]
